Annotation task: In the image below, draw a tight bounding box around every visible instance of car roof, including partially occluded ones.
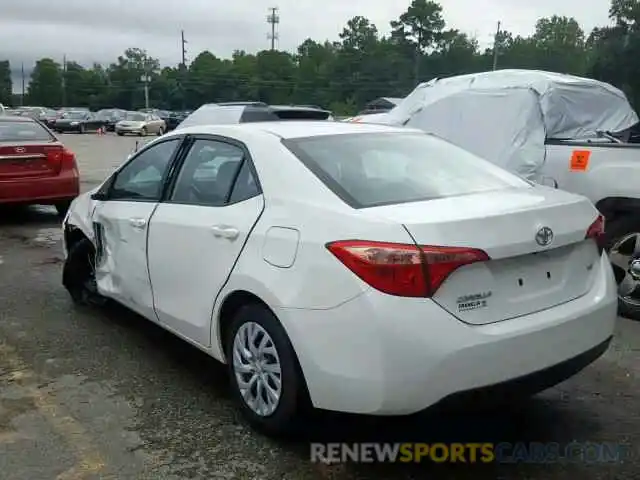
[174,120,416,140]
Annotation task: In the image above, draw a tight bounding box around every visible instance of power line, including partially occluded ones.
[267,7,279,51]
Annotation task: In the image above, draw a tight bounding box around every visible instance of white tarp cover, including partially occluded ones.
[381,69,639,179]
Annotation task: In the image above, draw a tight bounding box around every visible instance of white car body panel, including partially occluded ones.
[147,197,265,346]
[540,142,640,206]
[64,121,617,416]
[93,200,158,320]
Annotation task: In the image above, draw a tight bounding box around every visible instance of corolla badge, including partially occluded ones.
[535,226,554,246]
[14,147,25,153]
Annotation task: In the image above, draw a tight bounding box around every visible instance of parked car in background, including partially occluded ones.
[176,103,332,129]
[96,109,126,132]
[62,121,615,437]
[115,112,166,136]
[0,115,79,215]
[0,103,5,115]
[53,111,106,134]
[164,111,190,131]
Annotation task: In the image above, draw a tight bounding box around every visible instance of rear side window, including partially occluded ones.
[283,132,530,208]
[0,120,54,142]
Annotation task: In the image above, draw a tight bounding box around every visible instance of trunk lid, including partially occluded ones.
[0,142,65,179]
[358,187,601,324]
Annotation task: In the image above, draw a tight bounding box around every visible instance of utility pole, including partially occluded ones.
[61,54,67,107]
[20,63,25,106]
[181,30,187,67]
[141,74,150,109]
[267,7,279,50]
[492,21,501,71]
[179,30,188,110]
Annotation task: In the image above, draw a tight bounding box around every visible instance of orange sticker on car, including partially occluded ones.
[569,150,591,171]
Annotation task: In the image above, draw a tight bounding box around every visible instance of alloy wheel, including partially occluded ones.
[232,321,282,416]
[609,232,640,308]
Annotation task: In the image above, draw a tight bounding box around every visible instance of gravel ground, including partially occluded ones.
[0,133,638,479]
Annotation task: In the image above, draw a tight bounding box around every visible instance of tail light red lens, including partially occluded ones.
[45,147,76,173]
[326,240,490,297]
[60,148,77,171]
[585,214,605,252]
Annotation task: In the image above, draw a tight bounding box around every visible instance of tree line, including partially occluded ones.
[1,0,639,115]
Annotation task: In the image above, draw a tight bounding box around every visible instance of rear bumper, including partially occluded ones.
[276,253,617,415]
[116,128,143,134]
[0,168,80,205]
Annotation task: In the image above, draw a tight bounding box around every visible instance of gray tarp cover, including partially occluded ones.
[372,69,640,180]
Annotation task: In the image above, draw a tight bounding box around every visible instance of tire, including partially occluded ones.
[62,237,106,307]
[139,128,147,137]
[603,214,640,320]
[117,132,124,136]
[225,303,308,437]
[54,200,72,217]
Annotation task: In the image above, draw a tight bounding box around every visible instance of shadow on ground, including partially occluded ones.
[0,205,62,227]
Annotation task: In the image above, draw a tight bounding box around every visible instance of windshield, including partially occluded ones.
[0,119,54,142]
[63,111,86,119]
[126,113,146,121]
[283,132,530,208]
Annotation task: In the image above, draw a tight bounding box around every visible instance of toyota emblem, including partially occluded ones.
[535,226,554,246]
[14,147,25,153]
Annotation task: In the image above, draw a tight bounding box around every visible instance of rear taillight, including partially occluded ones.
[326,240,489,297]
[46,147,76,173]
[61,148,77,170]
[585,214,605,252]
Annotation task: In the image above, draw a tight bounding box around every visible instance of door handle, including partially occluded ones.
[129,217,147,229]
[211,225,239,240]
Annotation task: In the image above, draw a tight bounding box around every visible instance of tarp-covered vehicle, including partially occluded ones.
[362,69,640,319]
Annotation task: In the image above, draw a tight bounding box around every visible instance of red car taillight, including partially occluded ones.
[45,147,76,173]
[326,240,490,297]
[585,214,605,253]
[60,148,77,171]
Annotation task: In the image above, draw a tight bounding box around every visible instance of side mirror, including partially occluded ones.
[90,192,106,201]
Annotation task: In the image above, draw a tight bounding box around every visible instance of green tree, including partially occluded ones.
[531,16,586,73]
[0,60,11,105]
[27,58,63,106]
[390,0,446,82]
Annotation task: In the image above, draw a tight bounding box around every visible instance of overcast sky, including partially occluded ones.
[2,0,613,91]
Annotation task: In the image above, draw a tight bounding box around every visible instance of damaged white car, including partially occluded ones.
[62,121,616,436]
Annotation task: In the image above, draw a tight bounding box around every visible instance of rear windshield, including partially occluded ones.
[283,132,530,208]
[126,113,146,121]
[271,109,330,120]
[0,120,54,142]
[63,111,86,119]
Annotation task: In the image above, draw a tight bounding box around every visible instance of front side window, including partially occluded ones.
[283,132,530,208]
[110,138,181,201]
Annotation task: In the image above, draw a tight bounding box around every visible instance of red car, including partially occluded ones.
[0,115,79,216]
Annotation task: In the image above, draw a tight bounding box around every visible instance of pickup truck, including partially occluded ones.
[353,69,640,319]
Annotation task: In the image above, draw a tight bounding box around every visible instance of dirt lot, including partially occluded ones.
[0,132,639,479]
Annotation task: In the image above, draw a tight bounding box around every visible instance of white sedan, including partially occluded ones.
[61,121,617,436]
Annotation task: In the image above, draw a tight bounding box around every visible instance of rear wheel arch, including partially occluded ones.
[596,197,640,224]
[217,290,271,361]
